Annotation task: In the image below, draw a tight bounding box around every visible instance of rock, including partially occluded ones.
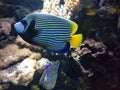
[0,18,15,35]
[15,36,41,50]
[0,58,36,86]
[0,18,17,48]
[0,44,32,69]
[0,35,46,90]
[98,5,118,19]
[0,2,16,17]
[0,35,56,90]
[70,39,107,76]
[15,8,31,21]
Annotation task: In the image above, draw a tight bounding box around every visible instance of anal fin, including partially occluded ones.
[54,43,70,53]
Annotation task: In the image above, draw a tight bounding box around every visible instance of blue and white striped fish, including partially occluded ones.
[14,13,83,53]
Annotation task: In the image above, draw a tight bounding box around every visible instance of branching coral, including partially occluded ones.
[35,0,80,19]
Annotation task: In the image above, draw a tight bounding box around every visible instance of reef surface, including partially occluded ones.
[0,0,120,90]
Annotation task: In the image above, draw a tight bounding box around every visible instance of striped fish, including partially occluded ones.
[14,13,83,53]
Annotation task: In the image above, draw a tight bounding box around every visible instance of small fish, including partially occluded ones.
[14,13,83,53]
[86,10,97,16]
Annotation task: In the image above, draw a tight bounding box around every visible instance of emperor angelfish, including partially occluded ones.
[14,13,83,53]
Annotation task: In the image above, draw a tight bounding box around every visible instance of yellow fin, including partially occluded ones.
[70,34,83,48]
[68,20,78,35]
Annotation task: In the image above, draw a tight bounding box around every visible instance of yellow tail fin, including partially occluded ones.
[70,34,83,48]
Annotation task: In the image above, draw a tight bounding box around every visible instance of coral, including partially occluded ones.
[15,8,31,20]
[0,21,11,35]
[35,0,80,19]
[0,18,17,49]
[0,44,32,69]
[71,39,107,76]
[0,56,52,89]
[0,36,51,90]
[71,39,107,59]
[15,36,41,50]
[80,39,107,57]
[0,18,15,35]
[0,58,36,85]
[0,2,16,17]
[98,5,118,19]
[0,0,120,90]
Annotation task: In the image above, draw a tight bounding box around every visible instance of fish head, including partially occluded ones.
[14,19,28,34]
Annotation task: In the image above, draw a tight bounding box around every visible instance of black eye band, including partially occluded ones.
[21,19,27,27]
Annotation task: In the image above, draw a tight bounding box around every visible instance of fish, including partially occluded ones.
[86,10,97,16]
[14,13,83,53]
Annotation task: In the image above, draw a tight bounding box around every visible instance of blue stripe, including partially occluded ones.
[35,26,71,30]
[39,29,70,33]
[33,37,67,50]
[36,20,66,24]
[35,21,70,26]
[35,24,70,28]
[33,35,70,45]
[34,36,69,43]
[35,25,70,29]
[36,16,70,24]
[35,27,71,30]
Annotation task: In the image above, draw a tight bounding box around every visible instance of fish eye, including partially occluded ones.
[21,19,27,28]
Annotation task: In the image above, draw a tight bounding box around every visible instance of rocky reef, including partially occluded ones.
[0,0,120,90]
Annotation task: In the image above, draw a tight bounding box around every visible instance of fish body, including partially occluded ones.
[14,13,82,53]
